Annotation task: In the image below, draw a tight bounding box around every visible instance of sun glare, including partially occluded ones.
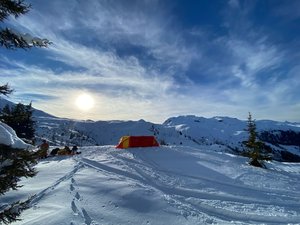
[75,93,95,111]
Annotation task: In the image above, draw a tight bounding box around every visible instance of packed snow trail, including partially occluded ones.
[1,145,300,225]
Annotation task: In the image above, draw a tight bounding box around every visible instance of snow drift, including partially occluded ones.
[1,145,299,224]
[0,121,32,149]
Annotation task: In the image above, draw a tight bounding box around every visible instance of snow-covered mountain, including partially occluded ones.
[163,115,300,161]
[33,114,300,162]
[1,98,300,162]
[1,98,300,224]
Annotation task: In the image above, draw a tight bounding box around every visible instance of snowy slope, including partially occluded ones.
[163,116,300,160]
[1,98,300,160]
[0,98,15,109]
[0,97,55,118]
[1,145,300,224]
[164,115,300,145]
[0,121,32,149]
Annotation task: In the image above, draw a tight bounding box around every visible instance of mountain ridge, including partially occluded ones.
[1,98,300,162]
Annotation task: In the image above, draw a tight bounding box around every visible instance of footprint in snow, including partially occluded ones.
[71,200,79,215]
[82,208,93,225]
[75,192,81,200]
[70,184,75,192]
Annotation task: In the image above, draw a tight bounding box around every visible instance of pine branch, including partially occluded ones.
[0,195,35,224]
[0,28,51,49]
[0,83,13,96]
[0,144,37,195]
[0,0,31,21]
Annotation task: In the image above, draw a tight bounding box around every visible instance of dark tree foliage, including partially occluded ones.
[0,144,36,195]
[259,130,300,146]
[0,144,37,224]
[280,151,300,163]
[0,1,48,222]
[0,0,30,21]
[0,84,13,96]
[242,113,272,168]
[0,0,50,102]
[0,103,35,142]
[0,0,50,49]
[0,197,34,224]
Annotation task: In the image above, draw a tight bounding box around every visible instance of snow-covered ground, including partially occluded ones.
[1,98,300,224]
[0,121,32,149]
[1,145,300,225]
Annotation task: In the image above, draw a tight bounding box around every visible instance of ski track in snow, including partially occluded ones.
[10,157,97,225]
[29,161,84,207]
[35,160,100,225]
[2,145,300,225]
[118,149,300,224]
[75,146,300,224]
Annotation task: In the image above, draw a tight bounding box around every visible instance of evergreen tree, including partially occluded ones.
[243,112,272,168]
[0,0,50,101]
[0,103,37,224]
[0,101,38,224]
[0,104,12,124]
[24,102,35,142]
[0,104,15,136]
[0,1,48,221]
[0,84,13,96]
[0,103,35,143]
[0,144,37,224]
[0,0,50,49]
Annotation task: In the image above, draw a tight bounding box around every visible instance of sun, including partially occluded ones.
[75,93,95,111]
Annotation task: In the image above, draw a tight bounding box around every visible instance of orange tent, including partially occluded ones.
[116,136,159,149]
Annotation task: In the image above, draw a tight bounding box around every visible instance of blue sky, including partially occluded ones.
[1,0,299,123]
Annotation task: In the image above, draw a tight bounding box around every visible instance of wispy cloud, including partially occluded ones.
[1,0,299,122]
[227,38,283,87]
